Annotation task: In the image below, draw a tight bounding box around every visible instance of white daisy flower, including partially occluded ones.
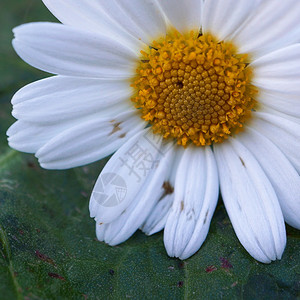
[7,0,300,263]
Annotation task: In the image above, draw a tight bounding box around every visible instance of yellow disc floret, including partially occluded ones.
[131,31,256,146]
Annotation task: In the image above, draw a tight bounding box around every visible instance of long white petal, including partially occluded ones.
[238,127,300,229]
[140,194,173,236]
[164,146,219,259]
[159,0,202,33]
[36,110,145,169]
[7,120,72,153]
[13,22,138,79]
[42,0,143,51]
[97,0,166,45]
[231,0,300,59]
[180,147,219,260]
[259,105,300,125]
[251,112,300,173]
[89,128,173,223]
[202,0,259,42]
[97,144,175,246]
[255,89,300,118]
[11,76,133,124]
[251,44,300,94]
[214,139,286,263]
[141,147,184,235]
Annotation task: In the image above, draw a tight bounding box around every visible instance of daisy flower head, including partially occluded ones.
[8,0,300,263]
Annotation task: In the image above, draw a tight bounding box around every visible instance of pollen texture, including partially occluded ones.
[131,31,256,146]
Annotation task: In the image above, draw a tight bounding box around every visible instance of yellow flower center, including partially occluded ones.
[131,31,256,146]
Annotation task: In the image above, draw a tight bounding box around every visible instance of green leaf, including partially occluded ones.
[1,1,299,299]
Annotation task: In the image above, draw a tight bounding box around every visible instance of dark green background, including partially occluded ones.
[0,1,299,299]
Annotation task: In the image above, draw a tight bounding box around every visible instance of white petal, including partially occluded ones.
[231,0,300,58]
[11,76,133,124]
[202,0,259,42]
[96,223,108,242]
[98,0,166,45]
[180,148,219,259]
[259,105,300,125]
[164,146,219,259]
[141,147,184,235]
[42,0,143,51]
[251,112,300,173]
[97,144,175,246]
[238,127,300,230]
[36,110,145,169]
[13,22,138,79]
[159,0,202,33]
[7,120,72,153]
[141,194,173,236]
[89,128,173,223]
[255,89,300,119]
[214,139,286,263]
[251,44,300,94]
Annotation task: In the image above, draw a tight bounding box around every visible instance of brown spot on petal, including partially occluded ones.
[239,157,245,167]
[203,210,209,224]
[180,201,184,211]
[162,181,174,195]
[109,122,121,136]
